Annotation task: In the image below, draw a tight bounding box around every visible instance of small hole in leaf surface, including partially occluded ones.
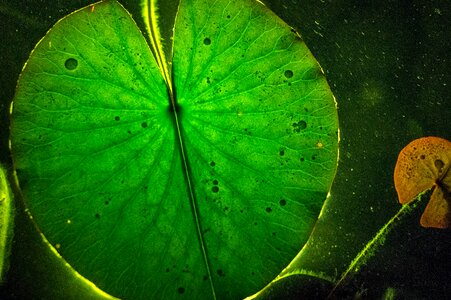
[64,58,78,70]
[435,159,444,172]
[292,120,307,133]
[284,70,293,78]
[203,38,211,45]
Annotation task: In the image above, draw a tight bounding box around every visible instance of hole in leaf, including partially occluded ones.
[177,287,185,294]
[64,58,78,70]
[141,122,148,128]
[292,120,307,133]
[279,199,287,206]
[394,136,451,228]
[284,70,293,78]
[203,37,211,45]
[435,159,444,172]
[212,186,219,193]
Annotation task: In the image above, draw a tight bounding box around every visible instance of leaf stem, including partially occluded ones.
[327,190,428,298]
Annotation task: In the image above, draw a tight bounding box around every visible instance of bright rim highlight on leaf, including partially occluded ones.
[9,0,339,299]
[141,0,173,93]
[36,225,118,299]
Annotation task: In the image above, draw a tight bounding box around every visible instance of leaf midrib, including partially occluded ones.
[147,0,217,297]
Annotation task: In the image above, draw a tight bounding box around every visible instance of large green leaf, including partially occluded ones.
[9,0,338,299]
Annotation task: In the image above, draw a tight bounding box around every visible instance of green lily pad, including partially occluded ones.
[9,0,338,299]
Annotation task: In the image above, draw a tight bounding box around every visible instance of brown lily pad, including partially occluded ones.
[394,136,451,228]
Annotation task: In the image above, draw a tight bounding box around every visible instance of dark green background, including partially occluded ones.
[0,0,450,299]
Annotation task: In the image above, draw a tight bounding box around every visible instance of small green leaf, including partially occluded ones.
[9,0,338,299]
